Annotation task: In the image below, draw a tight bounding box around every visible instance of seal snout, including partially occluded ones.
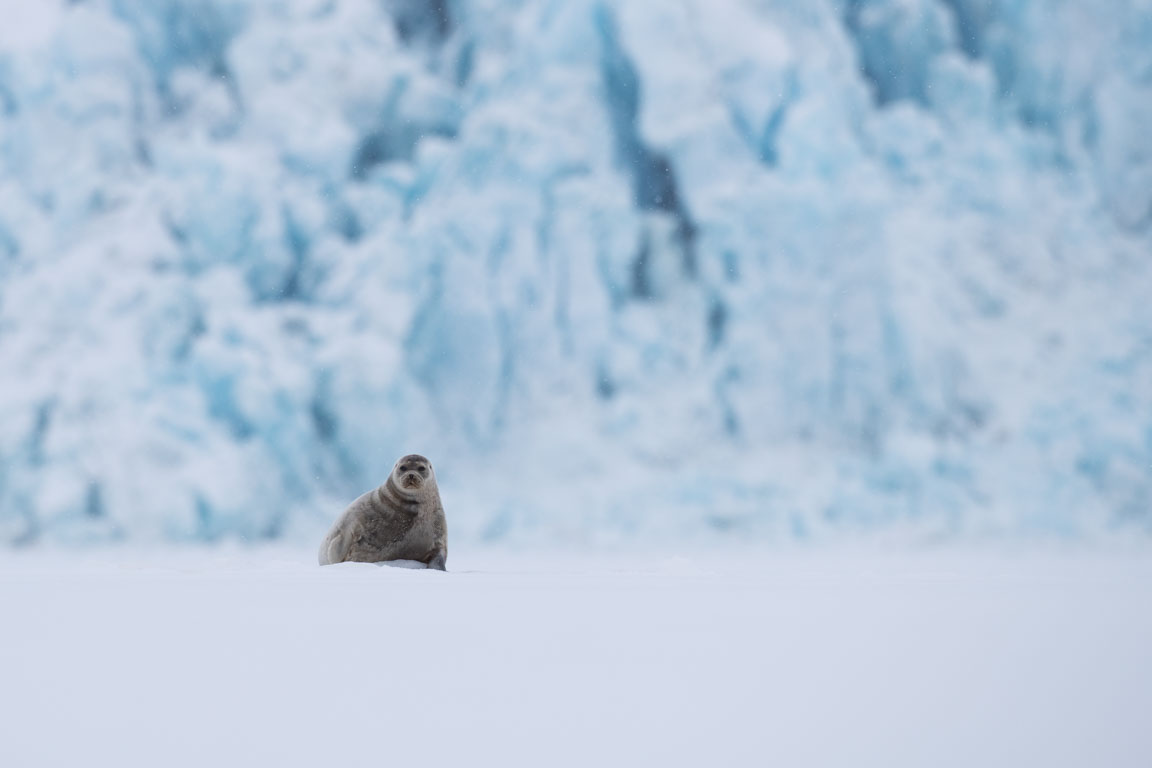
[401,472,423,490]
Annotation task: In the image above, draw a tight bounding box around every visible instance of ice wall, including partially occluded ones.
[0,0,1149,546]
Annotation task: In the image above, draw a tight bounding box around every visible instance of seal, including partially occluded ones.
[318,454,448,570]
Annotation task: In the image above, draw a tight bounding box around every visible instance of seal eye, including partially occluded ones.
[399,465,408,472]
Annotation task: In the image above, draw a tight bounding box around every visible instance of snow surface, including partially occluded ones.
[2,547,1151,767]
[1,1,1151,545]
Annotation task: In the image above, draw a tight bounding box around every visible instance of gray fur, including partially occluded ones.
[318,454,448,570]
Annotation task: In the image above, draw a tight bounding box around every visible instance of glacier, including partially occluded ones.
[0,0,1150,546]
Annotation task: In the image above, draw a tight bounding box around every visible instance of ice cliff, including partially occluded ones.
[0,0,1150,545]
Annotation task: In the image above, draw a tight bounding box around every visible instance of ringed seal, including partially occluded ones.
[318,454,448,570]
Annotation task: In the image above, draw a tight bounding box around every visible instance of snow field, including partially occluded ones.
[2,548,1150,767]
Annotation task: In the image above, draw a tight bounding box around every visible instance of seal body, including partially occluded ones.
[318,454,447,570]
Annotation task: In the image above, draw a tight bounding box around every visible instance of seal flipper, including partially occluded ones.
[426,549,447,571]
[318,525,350,566]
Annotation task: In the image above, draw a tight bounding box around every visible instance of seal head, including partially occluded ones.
[393,454,432,493]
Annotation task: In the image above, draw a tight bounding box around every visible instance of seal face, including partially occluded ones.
[318,454,448,570]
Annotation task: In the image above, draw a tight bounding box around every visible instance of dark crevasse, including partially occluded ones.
[389,0,454,46]
[841,0,953,107]
[594,4,698,288]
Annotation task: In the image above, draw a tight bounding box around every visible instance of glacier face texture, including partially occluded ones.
[0,0,1150,546]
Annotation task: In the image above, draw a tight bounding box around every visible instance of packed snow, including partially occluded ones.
[1,547,1151,767]
[1,0,1151,546]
